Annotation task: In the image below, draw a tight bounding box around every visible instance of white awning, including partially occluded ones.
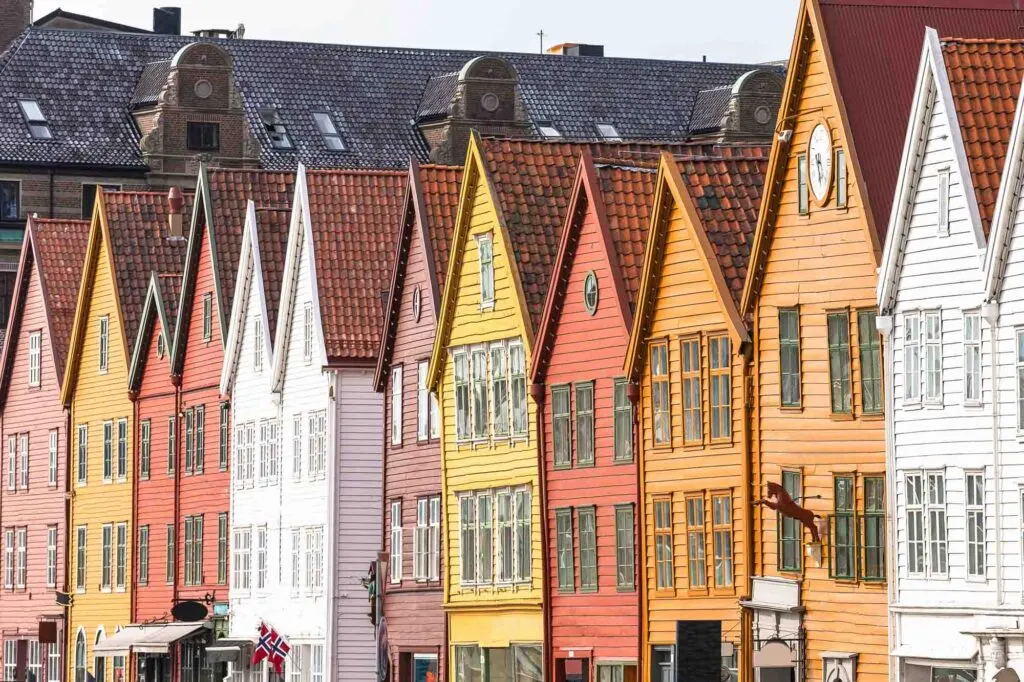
[93,623,209,657]
[93,627,146,657]
[893,641,977,665]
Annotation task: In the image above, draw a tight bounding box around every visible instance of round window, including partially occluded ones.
[754,105,772,125]
[480,92,500,113]
[193,79,213,99]
[412,286,422,322]
[157,334,165,358]
[583,271,598,315]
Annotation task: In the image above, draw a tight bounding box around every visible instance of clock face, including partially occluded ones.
[808,123,833,203]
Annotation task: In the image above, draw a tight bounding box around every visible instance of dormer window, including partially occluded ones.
[313,113,345,151]
[536,121,561,139]
[18,100,52,140]
[595,123,621,141]
[260,108,293,150]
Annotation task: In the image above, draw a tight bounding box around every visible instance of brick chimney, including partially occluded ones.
[0,0,32,53]
[167,187,184,238]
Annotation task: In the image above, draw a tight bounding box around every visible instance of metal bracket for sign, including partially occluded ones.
[173,592,217,606]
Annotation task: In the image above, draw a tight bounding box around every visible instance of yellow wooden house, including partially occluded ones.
[61,189,188,682]
[624,149,768,682]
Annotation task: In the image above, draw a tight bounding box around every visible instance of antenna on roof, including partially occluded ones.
[537,29,545,54]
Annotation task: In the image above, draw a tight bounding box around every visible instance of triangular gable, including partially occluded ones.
[528,148,633,385]
[0,218,39,410]
[220,201,276,396]
[426,132,535,391]
[128,272,178,391]
[878,28,987,313]
[740,0,880,316]
[625,152,751,382]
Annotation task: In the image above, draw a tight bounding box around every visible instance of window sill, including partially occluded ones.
[580,586,598,594]
[860,412,884,421]
[779,406,803,413]
[686,587,709,597]
[615,585,636,593]
[829,412,854,422]
[653,588,676,598]
[612,458,634,466]
[557,587,575,595]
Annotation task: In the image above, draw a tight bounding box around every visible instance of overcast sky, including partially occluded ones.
[33,0,798,64]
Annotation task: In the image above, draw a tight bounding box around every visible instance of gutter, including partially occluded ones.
[982,301,1003,605]
[875,314,896,682]
[530,382,552,682]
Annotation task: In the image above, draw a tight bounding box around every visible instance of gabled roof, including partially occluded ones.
[374,160,462,392]
[0,216,89,409]
[742,0,1024,314]
[128,272,181,391]
[529,150,659,384]
[0,26,778,170]
[171,167,295,374]
[625,147,768,382]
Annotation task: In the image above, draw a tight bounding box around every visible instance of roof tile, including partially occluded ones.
[30,218,90,377]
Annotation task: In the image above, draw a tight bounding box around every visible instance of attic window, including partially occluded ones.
[536,121,561,139]
[313,112,345,151]
[260,108,293,150]
[18,100,52,140]
[595,123,621,141]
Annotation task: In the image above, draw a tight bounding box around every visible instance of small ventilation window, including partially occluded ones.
[595,123,621,141]
[536,121,561,139]
[260,108,293,150]
[313,112,345,151]
[18,100,52,139]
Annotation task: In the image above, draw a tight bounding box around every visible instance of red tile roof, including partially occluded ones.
[420,164,463,294]
[594,161,659,306]
[817,0,1024,241]
[103,190,191,349]
[674,147,770,306]
[306,170,408,362]
[31,218,91,377]
[156,272,182,334]
[940,37,1024,233]
[255,206,292,342]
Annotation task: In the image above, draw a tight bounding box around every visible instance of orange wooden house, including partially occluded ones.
[623,147,767,682]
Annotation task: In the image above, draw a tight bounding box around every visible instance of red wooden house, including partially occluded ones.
[529,150,660,682]
[374,161,461,682]
[0,217,90,682]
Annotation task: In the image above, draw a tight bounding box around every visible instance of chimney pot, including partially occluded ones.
[167,187,184,238]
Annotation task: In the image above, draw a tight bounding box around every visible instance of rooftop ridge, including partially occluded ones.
[305,169,408,177]
[821,0,1024,11]
[941,36,1024,44]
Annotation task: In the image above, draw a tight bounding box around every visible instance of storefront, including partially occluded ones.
[92,622,218,682]
[741,578,805,682]
[449,610,542,682]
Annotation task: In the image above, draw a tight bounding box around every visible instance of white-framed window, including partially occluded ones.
[15,527,26,588]
[49,429,58,487]
[102,421,112,482]
[478,234,494,306]
[303,301,314,363]
[429,387,440,440]
[6,436,14,491]
[964,312,981,404]
[291,528,301,593]
[471,347,488,439]
[268,419,279,482]
[417,362,430,441]
[306,526,323,593]
[496,490,513,583]
[937,167,950,236]
[391,365,403,446]
[307,410,326,478]
[4,641,16,682]
[477,492,493,583]
[1017,329,1024,432]
[101,523,112,590]
[232,527,252,591]
[390,500,403,583]
[904,313,921,403]
[905,472,925,575]
[429,496,440,580]
[415,496,441,582]
[28,641,41,682]
[18,434,27,489]
[28,330,41,386]
[460,486,530,586]
[256,525,268,589]
[47,637,60,682]
[3,528,13,588]
[514,488,532,582]
[115,522,127,590]
[509,341,527,437]
[490,343,509,438]
[966,471,985,579]
[311,644,325,682]
[75,525,86,592]
[459,494,476,584]
[924,311,942,404]
[258,420,269,484]
[47,525,57,587]
[202,293,212,341]
[253,316,264,373]
[77,425,87,485]
[292,415,303,480]
[926,471,947,575]
[454,350,470,441]
[98,315,109,373]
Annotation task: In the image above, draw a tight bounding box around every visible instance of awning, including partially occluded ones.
[892,641,977,665]
[206,639,254,664]
[93,623,210,657]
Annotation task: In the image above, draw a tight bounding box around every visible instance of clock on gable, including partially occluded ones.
[807,121,833,205]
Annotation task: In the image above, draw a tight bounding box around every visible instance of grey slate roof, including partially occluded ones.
[689,85,732,133]
[0,27,780,171]
[417,72,458,120]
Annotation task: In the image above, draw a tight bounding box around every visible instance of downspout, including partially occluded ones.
[982,301,1003,605]
[530,382,551,682]
[172,374,182,609]
[325,372,339,682]
[628,381,644,682]
[740,342,754,682]
[63,403,71,671]
[129,391,139,634]
[875,314,896,682]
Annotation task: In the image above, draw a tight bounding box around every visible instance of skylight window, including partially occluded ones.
[18,100,52,140]
[536,121,561,139]
[260,108,293,150]
[595,123,622,141]
[313,112,345,151]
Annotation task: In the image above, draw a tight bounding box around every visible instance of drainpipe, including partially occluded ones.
[982,301,1003,605]
[627,381,643,682]
[530,382,551,682]
[875,314,896,682]
[740,342,754,682]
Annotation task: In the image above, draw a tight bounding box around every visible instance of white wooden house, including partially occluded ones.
[878,29,1024,682]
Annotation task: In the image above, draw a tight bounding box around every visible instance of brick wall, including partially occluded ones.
[0,0,31,53]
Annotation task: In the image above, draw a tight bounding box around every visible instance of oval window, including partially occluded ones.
[583,271,598,315]
[157,334,165,358]
[412,287,422,322]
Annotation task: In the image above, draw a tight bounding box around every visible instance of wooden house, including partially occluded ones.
[740,3,1024,682]
[0,216,90,682]
[624,147,767,682]
[61,190,187,682]
[526,149,660,682]
[374,161,462,682]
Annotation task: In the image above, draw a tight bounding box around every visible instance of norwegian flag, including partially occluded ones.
[252,622,291,674]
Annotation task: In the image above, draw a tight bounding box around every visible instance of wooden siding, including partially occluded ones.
[66,233,134,681]
[751,21,887,682]
[543,203,639,667]
[439,169,543,642]
[637,197,749,660]
[381,208,445,679]
[133,314,177,622]
[0,257,69,656]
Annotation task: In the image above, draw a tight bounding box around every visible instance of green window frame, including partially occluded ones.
[138,525,149,586]
[552,385,571,468]
[654,499,673,589]
[779,470,802,571]
[140,420,151,480]
[828,312,852,414]
[832,475,856,579]
[614,504,635,591]
[863,476,885,581]
[575,382,594,467]
[556,508,574,592]
[613,378,633,462]
[779,309,801,407]
[578,506,597,591]
[217,512,228,585]
[219,402,230,471]
[167,415,176,475]
[858,310,882,414]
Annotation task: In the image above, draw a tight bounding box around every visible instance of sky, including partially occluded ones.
[32,0,799,64]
